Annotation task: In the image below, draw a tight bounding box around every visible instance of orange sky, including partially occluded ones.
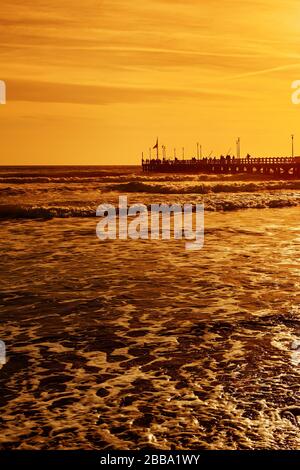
[1,0,300,165]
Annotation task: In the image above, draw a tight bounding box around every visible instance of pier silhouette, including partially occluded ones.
[142,154,300,177]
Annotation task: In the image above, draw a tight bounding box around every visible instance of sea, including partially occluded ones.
[0,165,299,449]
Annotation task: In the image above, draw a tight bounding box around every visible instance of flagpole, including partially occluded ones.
[153,137,159,160]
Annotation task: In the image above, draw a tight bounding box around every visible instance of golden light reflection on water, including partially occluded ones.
[0,204,299,449]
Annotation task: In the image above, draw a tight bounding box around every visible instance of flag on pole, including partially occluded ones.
[153,138,158,149]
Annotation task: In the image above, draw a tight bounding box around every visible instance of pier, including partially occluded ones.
[142,155,300,177]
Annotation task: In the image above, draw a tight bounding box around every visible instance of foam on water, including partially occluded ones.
[0,166,299,219]
[0,166,299,449]
[0,206,299,449]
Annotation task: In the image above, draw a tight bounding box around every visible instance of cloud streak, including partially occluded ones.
[1,0,300,164]
[7,79,241,105]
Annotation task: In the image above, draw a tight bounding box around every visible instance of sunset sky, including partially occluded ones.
[1,0,300,165]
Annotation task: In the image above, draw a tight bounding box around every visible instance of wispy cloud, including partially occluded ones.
[7,79,241,105]
[1,0,300,163]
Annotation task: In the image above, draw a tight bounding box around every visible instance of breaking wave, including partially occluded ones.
[0,205,96,219]
[0,187,27,196]
[1,174,300,186]
[105,180,300,194]
[0,196,299,219]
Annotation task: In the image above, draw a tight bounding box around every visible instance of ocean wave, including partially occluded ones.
[1,172,300,186]
[0,205,96,219]
[106,180,300,194]
[0,187,27,196]
[0,177,107,184]
[0,197,298,219]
